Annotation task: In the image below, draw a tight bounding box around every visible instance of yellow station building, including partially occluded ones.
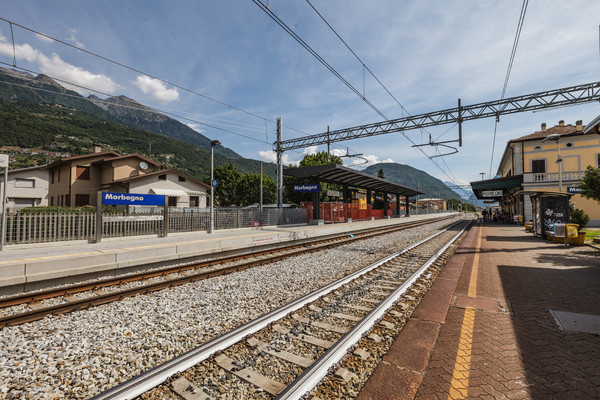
[471,117,600,227]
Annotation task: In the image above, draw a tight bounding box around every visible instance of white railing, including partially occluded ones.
[523,171,585,183]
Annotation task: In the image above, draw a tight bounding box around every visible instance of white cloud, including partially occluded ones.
[35,33,54,43]
[0,38,120,95]
[66,28,85,48]
[185,123,205,133]
[258,150,299,166]
[133,75,179,104]
[347,154,395,169]
[302,146,318,156]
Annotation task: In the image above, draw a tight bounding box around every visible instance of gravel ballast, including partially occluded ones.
[0,218,459,399]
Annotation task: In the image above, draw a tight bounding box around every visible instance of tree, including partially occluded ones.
[284,151,343,205]
[579,165,600,204]
[237,173,276,206]
[214,164,242,206]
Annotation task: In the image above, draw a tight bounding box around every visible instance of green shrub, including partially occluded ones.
[570,207,589,231]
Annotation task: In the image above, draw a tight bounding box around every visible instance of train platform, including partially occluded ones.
[0,213,450,295]
[358,220,600,400]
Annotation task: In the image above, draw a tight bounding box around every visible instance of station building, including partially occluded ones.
[471,117,600,226]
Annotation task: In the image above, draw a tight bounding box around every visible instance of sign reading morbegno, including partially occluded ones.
[102,192,165,206]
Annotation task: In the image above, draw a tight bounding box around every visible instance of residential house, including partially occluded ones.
[0,165,49,210]
[47,149,209,208]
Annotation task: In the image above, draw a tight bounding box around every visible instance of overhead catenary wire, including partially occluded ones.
[254,1,462,186]
[488,0,529,178]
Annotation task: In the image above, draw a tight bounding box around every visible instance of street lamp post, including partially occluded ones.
[209,140,221,234]
[542,134,562,192]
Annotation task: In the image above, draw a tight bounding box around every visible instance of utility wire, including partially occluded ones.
[488,0,528,178]
[254,1,462,186]
[0,62,270,143]
[0,17,310,139]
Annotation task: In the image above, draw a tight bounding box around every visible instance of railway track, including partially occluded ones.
[0,215,453,328]
[91,217,474,400]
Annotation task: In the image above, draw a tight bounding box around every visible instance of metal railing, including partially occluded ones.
[1,207,308,245]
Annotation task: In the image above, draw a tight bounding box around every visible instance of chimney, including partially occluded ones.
[541,123,546,131]
[93,144,102,153]
[558,120,564,127]
[576,120,583,132]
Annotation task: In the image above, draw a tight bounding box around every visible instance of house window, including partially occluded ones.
[158,174,167,180]
[566,142,573,148]
[50,196,54,206]
[65,195,70,207]
[178,176,186,182]
[189,196,199,207]
[531,159,546,173]
[76,166,90,180]
[14,178,35,188]
[75,194,90,207]
[58,168,61,182]
[534,145,541,151]
[168,196,178,206]
[597,153,600,166]
[51,171,55,184]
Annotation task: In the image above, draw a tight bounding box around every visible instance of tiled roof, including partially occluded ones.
[509,124,583,143]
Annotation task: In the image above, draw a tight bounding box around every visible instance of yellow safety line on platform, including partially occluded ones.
[447,224,483,399]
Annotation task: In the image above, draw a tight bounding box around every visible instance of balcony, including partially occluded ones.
[523,171,585,183]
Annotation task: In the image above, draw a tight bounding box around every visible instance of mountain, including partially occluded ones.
[88,95,240,159]
[0,67,239,159]
[443,181,473,200]
[0,101,278,179]
[363,163,462,200]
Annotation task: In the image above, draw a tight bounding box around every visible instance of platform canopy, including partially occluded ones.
[470,175,523,201]
[283,164,423,197]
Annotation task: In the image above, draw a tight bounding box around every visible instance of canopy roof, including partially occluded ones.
[284,164,423,197]
[470,175,523,200]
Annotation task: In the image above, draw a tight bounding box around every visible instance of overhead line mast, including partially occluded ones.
[274,81,600,152]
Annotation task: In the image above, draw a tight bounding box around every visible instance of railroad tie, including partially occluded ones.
[292,314,347,334]
[247,337,314,368]
[353,347,371,360]
[171,377,210,400]
[343,304,371,312]
[215,354,286,396]
[272,324,334,348]
[331,312,362,322]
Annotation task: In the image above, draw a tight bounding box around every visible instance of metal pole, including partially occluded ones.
[276,117,283,208]
[327,126,330,163]
[162,196,168,238]
[95,191,103,243]
[210,145,214,233]
[556,140,563,192]
[260,161,263,211]
[1,166,7,250]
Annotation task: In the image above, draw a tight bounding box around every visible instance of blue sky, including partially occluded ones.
[1,1,599,187]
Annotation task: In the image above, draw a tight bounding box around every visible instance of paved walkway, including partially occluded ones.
[358,221,600,399]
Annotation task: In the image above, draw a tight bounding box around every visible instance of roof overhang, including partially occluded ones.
[470,175,523,200]
[284,164,423,197]
[150,188,188,197]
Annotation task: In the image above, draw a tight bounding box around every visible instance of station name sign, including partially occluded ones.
[482,190,503,197]
[567,186,582,194]
[293,184,320,193]
[102,192,165,206]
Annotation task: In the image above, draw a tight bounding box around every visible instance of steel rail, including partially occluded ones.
[275,219,472,399]
[275,81,600,151]
[0,216,452,310]
[90,219,465,400]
